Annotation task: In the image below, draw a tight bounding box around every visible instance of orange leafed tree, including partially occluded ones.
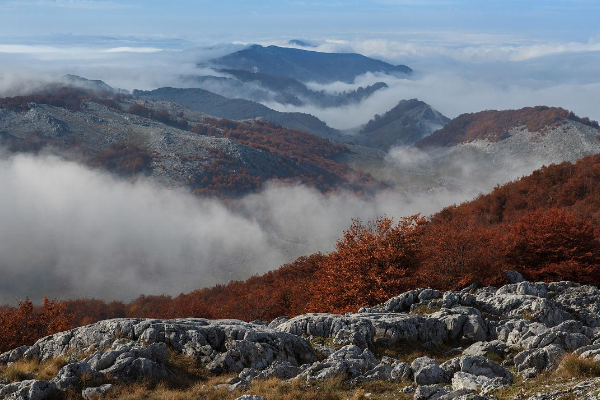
[309,216,425,314]
[505,208,600,283]
[0,298,71,353]
[419,217,506,289]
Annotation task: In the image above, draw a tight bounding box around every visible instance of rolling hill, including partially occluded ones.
[207,44,412,83]
[415,106,600,148]
[354,99,450,150]
[133,87,342,140]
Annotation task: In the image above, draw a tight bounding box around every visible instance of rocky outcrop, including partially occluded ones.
[3,279,600,399]
[276,312,448,348]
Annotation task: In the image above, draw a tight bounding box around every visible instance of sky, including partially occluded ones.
[0,0,598,43]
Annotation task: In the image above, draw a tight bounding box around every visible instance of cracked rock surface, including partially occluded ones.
[4,278,600,399]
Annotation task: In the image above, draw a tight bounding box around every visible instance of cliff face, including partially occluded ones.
[3,275,600,399]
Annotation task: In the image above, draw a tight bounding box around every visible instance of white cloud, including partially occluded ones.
[102,47,164,53]
[275,35,600,63]
[0,152,478,303]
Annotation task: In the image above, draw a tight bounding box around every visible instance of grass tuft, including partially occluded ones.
[372,340,465,364]
[559,354,600,378]
[0,357,69,382]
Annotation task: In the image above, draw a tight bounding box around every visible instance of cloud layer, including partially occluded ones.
[0,151,485,304]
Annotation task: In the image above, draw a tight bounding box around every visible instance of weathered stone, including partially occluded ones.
[52,361,95,390]
[234,396,267,400]
[462,341,508,359]
[0,380,57,400]
[82,384,113,399]
[296,345,377,382]
[513,345,565,376]
[413,384,449,400]
[505,270,525,284]
[459,356,512,383]
[411,357,448,385]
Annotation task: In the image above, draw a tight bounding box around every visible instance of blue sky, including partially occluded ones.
[0,0,598,44]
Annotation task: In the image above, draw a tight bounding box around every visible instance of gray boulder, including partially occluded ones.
[513,344,565,376]
[238,360,302,383]
[275,312,448,348]
[462,341,508,359]
[431,308,487,342]
[296,345,378,382]
[459,356,512,383]
[52,361,95,390]
[413,384,449,400]
[82,384,113,399]
[505,270,525,284]
[0,380,57,400]
[411,357,448,385]
[354,356,413,383]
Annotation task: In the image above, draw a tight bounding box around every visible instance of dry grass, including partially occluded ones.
[164,348,214,388]
[558,354,600,378]
[106,377,413,400]
[409,304,442,316]
[372,340,464,364]
[492,355,600,400]
[0,357,69,382]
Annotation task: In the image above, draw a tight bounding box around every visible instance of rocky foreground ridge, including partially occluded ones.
[3,273,600,399]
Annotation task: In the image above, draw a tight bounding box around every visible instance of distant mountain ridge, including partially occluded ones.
[207,45,412,83]
[191,69,388,108]
[133,87,341,140]
[354,99,449,150]
[61,74,127,95]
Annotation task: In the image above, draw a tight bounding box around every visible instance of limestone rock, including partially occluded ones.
[411,357,448,385]
[82,384,113,399]
[296,345,378,382]
[0,380,57,400]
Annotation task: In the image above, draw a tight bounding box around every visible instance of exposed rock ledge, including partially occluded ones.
[3,273,600,400]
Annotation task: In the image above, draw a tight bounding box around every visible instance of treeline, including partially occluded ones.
[3,154,600,353]
[417,106,600,147]
[0,86,128,112]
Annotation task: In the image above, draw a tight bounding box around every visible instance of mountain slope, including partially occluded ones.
[61,74,126,94]
[0,88,376,197]
[348,106,600,196]
[416,106,600,148]
[354,99,449,150]
[133,87,342,140]
[207,45,412,83]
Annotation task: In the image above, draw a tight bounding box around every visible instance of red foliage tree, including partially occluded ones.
[309,216,424,313]
[419,218,505,289]
[505,208,600,283]
[0,298,71,353]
